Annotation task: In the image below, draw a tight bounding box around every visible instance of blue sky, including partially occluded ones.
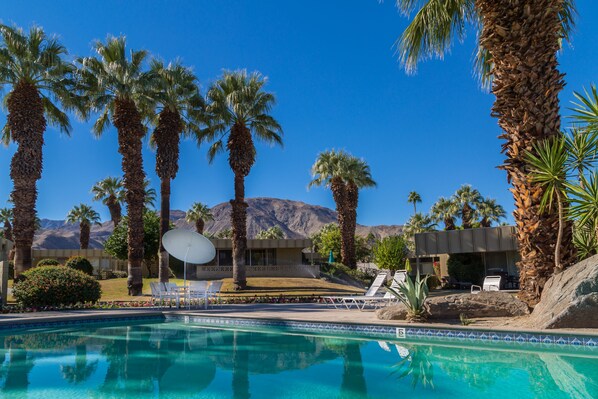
[1,1,597,226]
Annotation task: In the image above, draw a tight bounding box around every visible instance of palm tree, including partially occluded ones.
[392,1,576,304]
[430,197,458,231]
[0,25,79,275]
[150,60,204,283]
[91,177,124,227]
[525,137,569,272]
[185,202,213,234]
[403,213,437,239]
[476,198,506,228]
[216,228,233,239]
[76,36,154,295]
[309,150,376,268]
[66,204,101,249]
[255,226,285,239]
[198,70,283,290]
[0,208,13,241]
[407,191,422,214]
[452,185,481,229]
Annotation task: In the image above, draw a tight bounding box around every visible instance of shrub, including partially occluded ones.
[37,258,61,267]
[65,256,94,276]
[372,235,409,271]
[447,253,485,285]
[388,272,430,322]
[13,266,101,307]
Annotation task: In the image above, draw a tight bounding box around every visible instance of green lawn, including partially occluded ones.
[7,277,364,303]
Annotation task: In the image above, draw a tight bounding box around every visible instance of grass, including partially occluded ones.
[8,277,364,303]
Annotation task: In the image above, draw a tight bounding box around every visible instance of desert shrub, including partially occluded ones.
[372,235,409,271]
[98,269,128,280]
[37,258,61,267]
[113,270,128,278]
[12,266,101,307]
[65,256,94,276]
[447,253,485,285]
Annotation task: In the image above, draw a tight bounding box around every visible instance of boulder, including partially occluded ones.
[377,303,408,320]
[527,254,598,329]
[376,292,529,321]
[425,292,529,319]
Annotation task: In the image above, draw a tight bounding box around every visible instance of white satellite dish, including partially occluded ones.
[162,229,216,287]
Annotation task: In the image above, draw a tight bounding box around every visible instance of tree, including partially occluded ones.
[150,60,204,283]
[452,185,481,229]
[309,150,376,268]
[77,36,154,295]
[198,70,283,290]
[372,235,409,271]
[430,197,458,230]
[104,211,162,277]
[0,25,79,275]
[407,191,422,214]
[403,213,437,239]
[525,137,569,272]
[392,0,577,304]
[66,204,101,249]
[91,177,124,227]
[185,202,213,234]
[476,197,506,228]
[216,228,232,239]
[255,226,285,239]
[0,207,13,241]
[311,223,370,263]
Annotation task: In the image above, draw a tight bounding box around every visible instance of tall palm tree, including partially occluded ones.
[452,185,481,229]
[392,1,576,304]
[66,204,101,249]
[150,60,204,283]
[0,208,13,241]
[185,202,213,234]
[198,70,283,290]
[430,197,458,231]
[407,191,422,214]
[476,197,506,228]
[526,136,569,272]
[91,177,124,227]
[76,36,154,295]
[309,150,376,268]
[0,25,79,275]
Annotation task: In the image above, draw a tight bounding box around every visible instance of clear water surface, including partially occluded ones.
[0,320,597,399]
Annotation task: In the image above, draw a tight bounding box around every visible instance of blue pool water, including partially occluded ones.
[0,320,597,398]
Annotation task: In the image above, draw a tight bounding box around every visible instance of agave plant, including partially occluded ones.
[388,272,430,323]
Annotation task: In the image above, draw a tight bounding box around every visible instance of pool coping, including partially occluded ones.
[0,308,597,349]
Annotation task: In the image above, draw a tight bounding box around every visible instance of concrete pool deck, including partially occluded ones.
[1,303,597,337]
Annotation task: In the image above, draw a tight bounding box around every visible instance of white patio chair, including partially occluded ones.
[323,272,388,309]
[471,276,502,294]
[150,282,162,307]
[186,281,209,308]
[205,281,223,309]
[347,270,408,310]
[161,282,181,307]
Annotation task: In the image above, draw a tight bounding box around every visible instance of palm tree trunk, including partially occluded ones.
[555,190,563,273]
[413,203,417,214]
[462,203,473,229]
[232,331,250,399]
[343,183,359,269]
[476,0,576,305]
[107,197,122,227]
[113,99,146,296]
[231,174,248,290]
[444,218,455,231]
[331,177,347,265]
[80,222,91,249]
[158,178,170,283]
[7,81,45,276]
[196,219,205,234]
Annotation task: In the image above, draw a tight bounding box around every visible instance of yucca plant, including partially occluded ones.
[388,272,430,323]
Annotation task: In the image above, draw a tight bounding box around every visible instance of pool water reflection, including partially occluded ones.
[0,321,597,398]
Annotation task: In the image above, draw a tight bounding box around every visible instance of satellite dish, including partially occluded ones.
[162,229,216,287]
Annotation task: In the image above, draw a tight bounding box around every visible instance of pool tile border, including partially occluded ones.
[167,314,598,349]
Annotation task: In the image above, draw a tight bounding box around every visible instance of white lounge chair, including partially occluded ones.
[162,282,182,307]
[186,281,209,308]
[323,272,388,309]
[205,281,223,309]
[150,282,162,307]
[471,275,502,294]
[346,270,408,310]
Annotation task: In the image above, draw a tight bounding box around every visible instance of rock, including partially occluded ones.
[527,254,598,329]
[376,304,408,320]
[425,292,530,319]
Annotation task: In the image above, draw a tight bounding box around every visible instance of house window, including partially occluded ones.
[249,249,277,266]
[218,250,233,266]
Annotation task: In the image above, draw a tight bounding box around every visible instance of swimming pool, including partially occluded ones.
[0,318,597,398]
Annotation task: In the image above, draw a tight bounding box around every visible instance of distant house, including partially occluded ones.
[414,225,519,279]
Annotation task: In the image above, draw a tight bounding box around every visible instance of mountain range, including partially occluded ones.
[34,197,402,249]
